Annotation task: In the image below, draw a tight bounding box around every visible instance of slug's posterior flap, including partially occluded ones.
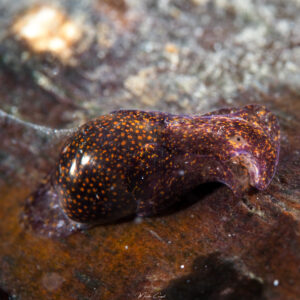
[203,105,280,191]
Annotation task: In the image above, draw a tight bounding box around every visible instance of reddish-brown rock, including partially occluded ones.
[0,1,299,299]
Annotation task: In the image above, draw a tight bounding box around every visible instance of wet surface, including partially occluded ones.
[0,0,300,299]
[161,253,265,300]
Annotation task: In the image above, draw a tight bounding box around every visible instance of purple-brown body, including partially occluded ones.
[22,105,280,237]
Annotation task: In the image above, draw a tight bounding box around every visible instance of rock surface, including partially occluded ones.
[0,0,299,299]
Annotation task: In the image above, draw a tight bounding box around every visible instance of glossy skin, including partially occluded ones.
[22,105,280,237]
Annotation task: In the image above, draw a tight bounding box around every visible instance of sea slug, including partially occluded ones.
[22,104,280,237]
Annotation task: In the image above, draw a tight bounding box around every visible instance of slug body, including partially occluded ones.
[22,105,280,237]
